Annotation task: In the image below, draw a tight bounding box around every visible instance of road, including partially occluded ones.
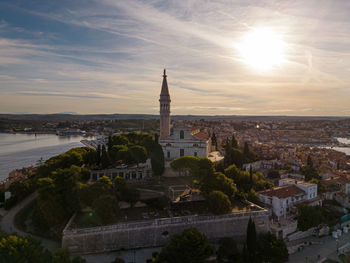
[288,233,350,262]
[0,192,60,252]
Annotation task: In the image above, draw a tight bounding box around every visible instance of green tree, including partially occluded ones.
[257,232,288,263]
[107,135,113,151]
[297,205,337,231]
[52,248,71,263]
[307,155,313,168]
[217,237,240,263]
[151,143,165,176]
[111,135,129,146]
[155,228,215,263]
[97,175,113,186]
[243,142,250,156]
[207,191,231,215]
[120,187,140,206]
[211,132,218,149]
[301,165,320,181]
[224,140,233,167]
[92,194,120,225]
[231,148,245,168]
[114,176,127,192]
[224,164,241,179]
[52,165,81,214]
[117,147,134,164]
[84,149,98,166]
[101,145,111,168]
[231,134,238,148]
[97,145,102,165]
[268,170,280,179]
[110,258,125,263]
[247,189,259,203]
[129,145,148,165]
[246,217,257,262]
[309,178,326,194]
[78,181,112,208]
[170,156,200,176]
[36,177,68,233]
[200,172,236,197]
[72,256,87,263]
[0,234,51,263]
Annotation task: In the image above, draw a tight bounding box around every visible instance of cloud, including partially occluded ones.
[16,91,125,100]
[0,0,350,115]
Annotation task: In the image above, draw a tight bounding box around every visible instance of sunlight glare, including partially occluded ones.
[236,27,287,72]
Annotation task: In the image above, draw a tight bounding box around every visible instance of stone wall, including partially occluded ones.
[62,210,270,254]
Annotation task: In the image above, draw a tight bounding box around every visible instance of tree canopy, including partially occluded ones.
[207,190,231,215]
[154,228,215,263]
[0,234,85,263]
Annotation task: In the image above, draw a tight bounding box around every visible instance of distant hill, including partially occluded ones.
[0,113,348,122]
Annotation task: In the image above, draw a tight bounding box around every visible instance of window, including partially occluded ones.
[193,143,198,147]
[180,149,184,157]
[166,143,172,146]
[194,152,197,157]
[167,151,170,158]
[180,130,184,139]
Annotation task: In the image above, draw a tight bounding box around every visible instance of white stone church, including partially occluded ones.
[158,69,211,161]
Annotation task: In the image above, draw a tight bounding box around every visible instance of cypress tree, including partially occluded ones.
[224,140,233,167]
[107,135,113,151]
[231,134,238,148]
[246,217,257,262]
[97,144,102,165]
[211,132,218,150]
[242,244,249,263]
[101,145,111,168]
[243,142,249,156]
[249,166,253,189]
[154,133,159,144]
[307,155,313,168]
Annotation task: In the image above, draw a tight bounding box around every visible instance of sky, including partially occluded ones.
[0,0,350,116]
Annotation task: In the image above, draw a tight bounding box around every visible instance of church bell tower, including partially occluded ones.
[159,69,171,139]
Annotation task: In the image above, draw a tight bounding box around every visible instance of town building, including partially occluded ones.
[259,178,321,221]
[322,176,350,208]
[279,178,318,200]
[259,185,307,220]
[90,159,152,181]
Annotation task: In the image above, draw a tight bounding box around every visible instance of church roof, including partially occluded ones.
[193,132,209,140]
[160,69,170,99]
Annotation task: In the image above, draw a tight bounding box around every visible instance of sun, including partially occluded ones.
[236,27,287,72]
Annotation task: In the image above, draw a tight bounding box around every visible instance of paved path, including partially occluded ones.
[288,233,350,262]
[0,192,60,252]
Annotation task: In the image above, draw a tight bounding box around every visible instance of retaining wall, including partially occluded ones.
[62,210,270,254]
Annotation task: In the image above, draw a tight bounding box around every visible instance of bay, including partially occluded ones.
[0,133,90,181]
[324,137,350,156]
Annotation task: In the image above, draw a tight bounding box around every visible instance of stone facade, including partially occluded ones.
[160,124,211,161]
[62,209,270,254]
[90,160,151,181]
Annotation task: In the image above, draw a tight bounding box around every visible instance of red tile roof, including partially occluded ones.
[193,132,209,140]
[259,185,306,199]
[324,176,350,185]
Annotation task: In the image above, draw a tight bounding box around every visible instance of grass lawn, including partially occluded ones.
[73,210,103,228]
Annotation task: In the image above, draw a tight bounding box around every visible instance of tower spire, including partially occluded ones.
[160,68,169,97]
[159,69,171,139]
